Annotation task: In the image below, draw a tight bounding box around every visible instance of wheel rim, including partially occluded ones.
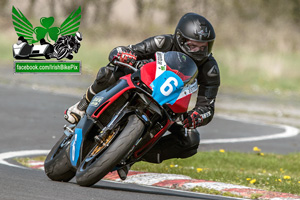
[80,126,122,170]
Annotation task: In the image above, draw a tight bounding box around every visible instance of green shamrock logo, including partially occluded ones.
[34,17,60,42]
[12,6,81,44]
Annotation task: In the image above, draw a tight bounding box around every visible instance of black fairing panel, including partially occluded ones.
[86,79,130,116]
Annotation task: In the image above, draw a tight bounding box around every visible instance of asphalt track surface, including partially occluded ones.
[1,83,299,200]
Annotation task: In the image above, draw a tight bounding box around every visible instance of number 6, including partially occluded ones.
[160,77,178,96]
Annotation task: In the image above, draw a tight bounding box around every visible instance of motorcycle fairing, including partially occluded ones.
[69,115,94,167]
[140,52,198,113]
[167,79,198,113]
[86,76,135,119]
[150,70,184,105]
[70,128,82,166]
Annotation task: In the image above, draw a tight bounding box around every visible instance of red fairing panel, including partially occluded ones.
[140,62,194,114]
[167,93,192,113]
[140,62,157,89]
[120,74,135,87]
[91,74,135,118]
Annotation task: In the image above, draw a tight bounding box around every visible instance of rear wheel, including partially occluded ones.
[44,134,75,182]
[76,115,144,187]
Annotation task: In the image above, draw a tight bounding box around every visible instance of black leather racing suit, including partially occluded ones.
[81,34,220,163]
[54,35,81,59]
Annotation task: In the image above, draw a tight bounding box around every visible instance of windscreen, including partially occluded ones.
[163,51,198,84]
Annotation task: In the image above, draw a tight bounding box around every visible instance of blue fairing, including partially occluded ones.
[69,115,94,167]
[150,71,184,105]
[70,128,83,166]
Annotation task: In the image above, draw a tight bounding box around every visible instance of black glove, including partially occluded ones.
[183,110,203,129]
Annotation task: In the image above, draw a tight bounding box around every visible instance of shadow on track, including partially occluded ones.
[89,180,240,200]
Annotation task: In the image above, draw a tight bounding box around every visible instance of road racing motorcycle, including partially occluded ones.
[44,51,199,187]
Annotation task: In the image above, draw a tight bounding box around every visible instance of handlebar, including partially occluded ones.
[113,60,138,72]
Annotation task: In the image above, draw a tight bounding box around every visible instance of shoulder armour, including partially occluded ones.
[197,55,220,99]
[129,34,174,60]
[152,34,173,50]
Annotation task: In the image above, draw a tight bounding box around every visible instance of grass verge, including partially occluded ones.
[14,156,45,168]
[191,186,243,198]
[16,149,300,196]
[131,150,300,195]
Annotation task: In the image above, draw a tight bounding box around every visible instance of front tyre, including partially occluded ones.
[76,115,144,187]
[44,134,75,182]
[56,48,68,60]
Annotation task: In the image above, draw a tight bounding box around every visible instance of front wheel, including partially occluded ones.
[56,48,68,60]
[44,134,75,182]
[76,115,144,187]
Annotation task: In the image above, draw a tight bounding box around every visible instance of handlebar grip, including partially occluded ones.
[113,60,138,72]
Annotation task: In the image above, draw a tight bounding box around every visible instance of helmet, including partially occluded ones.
[174,13,215,62]
[75,32,82,42]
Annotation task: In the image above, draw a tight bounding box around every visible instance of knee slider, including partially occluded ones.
[95,67,113,83]
[184,129,200,148]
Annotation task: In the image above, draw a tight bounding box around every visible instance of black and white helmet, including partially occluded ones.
[75,32,82,42]
[174,13,215,62]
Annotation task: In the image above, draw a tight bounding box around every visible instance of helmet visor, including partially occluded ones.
[176,31,214,61]
[183,40,208,53]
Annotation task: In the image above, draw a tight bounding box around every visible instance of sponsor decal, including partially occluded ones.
[155,52,166,78]
[90,96,104,107]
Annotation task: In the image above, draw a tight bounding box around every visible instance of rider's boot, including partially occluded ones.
[64,84,98,124]
[64,96,89,124]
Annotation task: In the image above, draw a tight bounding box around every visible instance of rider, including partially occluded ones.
[53,32,82,60]
[64,13,220,180]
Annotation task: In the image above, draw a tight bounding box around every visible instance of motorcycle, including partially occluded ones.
[44,51,199,187]
[13,41,52,59]
[53,40,80,60]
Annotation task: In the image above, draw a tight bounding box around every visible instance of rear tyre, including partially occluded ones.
[76,115,144,187]
[44,134,75,182]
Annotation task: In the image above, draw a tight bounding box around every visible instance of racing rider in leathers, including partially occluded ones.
[53,32,82,60]
[64,13,220,180]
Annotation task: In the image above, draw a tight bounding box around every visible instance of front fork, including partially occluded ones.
[94,101,130,144]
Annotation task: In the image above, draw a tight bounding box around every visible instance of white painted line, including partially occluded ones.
[201,124,299,144]
[182,181,252,190]
[120,173,191,185]
[28,161,44,166]
[0,150,49,169]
